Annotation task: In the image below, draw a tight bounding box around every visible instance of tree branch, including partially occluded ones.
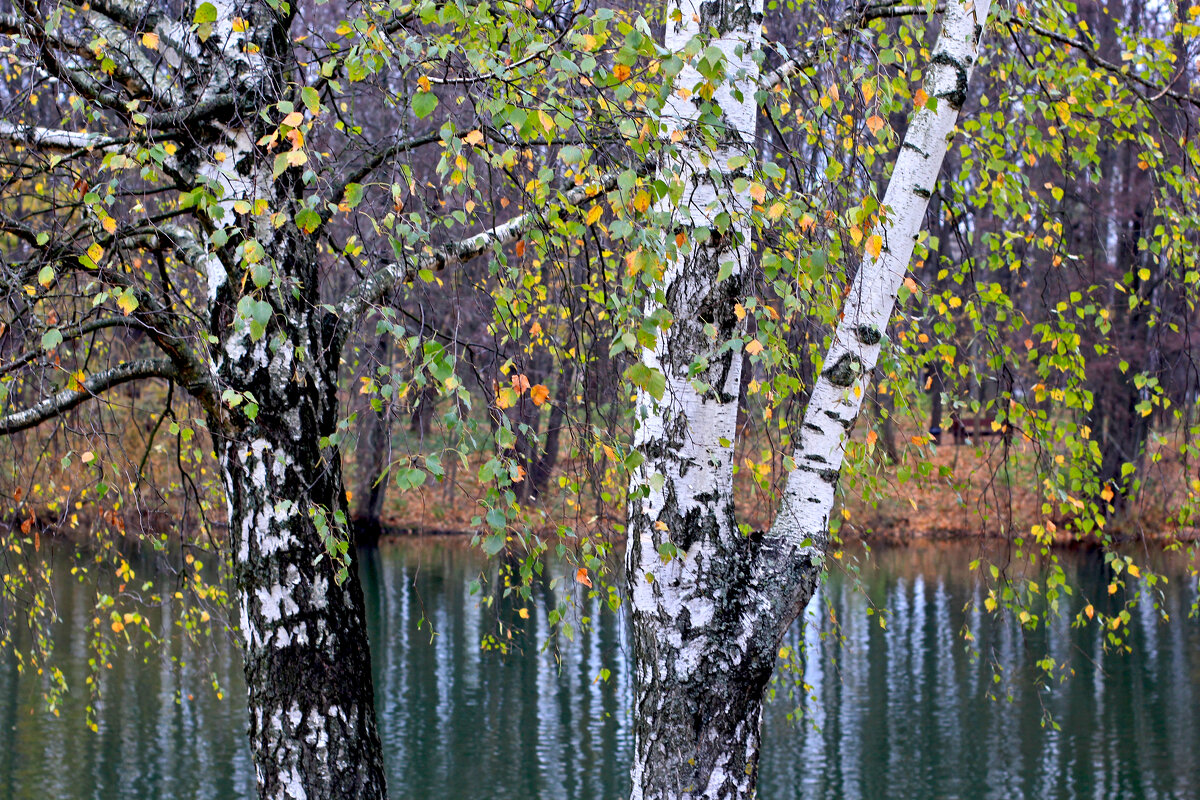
[0,316,150,377]
[0,357,178,435]
[1011,16,1200,107]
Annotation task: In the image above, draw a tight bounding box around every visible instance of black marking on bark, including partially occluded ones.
[913,186,931,199]
[818,469,840,485]
[855,325,881,346]
[902,142,929,157]
[803,422,821,433]
[822,353,862,386]
[697,0,762,35]
[823,409,855,430]
[931,52,969,109]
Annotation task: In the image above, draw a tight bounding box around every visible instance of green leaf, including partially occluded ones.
[41,328,63,351]
[412,92,438,119]
[482,533,506,556]
[193,2,217,24]
[625,362,666,401]
[343,182,364,208]
[295,208,321,234]
[301,86,320,115]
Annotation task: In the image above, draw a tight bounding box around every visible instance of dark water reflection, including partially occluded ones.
[1,541,1197,799]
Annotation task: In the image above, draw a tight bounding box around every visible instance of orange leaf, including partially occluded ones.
[914,88,929,107]
[866,430,878,446]
[749,183,766,204]
[515,240,526,258]
[512,373,531,393]
[744,339,764,355]
[530,384,550,406]
[613,64,631,82]
[865,115,885,135]
[576,568,593,588]
[464,130,484,146]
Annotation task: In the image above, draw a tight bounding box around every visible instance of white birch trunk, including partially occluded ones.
[627,0,992,797]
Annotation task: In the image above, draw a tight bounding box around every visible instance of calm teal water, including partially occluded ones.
[1,541,1197,799]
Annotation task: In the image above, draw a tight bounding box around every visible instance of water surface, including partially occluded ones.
[1,540,1197,799]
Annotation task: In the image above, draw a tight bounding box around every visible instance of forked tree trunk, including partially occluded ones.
[627,0,992,796]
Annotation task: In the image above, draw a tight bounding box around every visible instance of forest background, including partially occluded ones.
[0,0,1198,797]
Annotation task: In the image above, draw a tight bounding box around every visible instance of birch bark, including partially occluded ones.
[196,8,388,799]
[628,0,992,796]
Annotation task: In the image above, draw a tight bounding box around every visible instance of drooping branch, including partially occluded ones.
[335,169,623,338]
[0,316,150,377]
[761,2,947,88]
[318,128,441,229]
[0,357,178,435]
[1012,16,1200,107]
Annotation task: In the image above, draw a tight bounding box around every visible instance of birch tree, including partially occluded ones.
[626,0,993,795]
[0,1,628,797]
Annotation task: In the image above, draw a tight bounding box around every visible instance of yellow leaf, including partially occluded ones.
[282,111,304,128]
[417,76,431,92]
[286,149,307,167]
[530,384,550,406]
[586,205,603,225]
[767,202,785,220]
[518,608,530,619]
[464,130,484,146]
[1127,564,1140,578]
[1108,583,1118,595]
[87,242,104,264]
[538,110,555,133]
[865,234,882,258]
[141,32,159,50]
[232,17,249,32]
[116,292,138,316]
[734,303,746,320]
[102,216,118,234]
[1100,485,1114,501]
[745,339,764,355]
[749,183,766,204]
[496,387,517,409]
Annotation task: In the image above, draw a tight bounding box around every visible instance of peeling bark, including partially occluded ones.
[196,9,387,799]
[627,0,992,796]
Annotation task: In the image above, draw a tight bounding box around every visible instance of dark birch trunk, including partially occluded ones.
[200,7,388,786]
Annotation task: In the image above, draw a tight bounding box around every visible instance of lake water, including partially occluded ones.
[1,540,1197,799]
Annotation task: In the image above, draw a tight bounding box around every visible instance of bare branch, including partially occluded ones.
[319,128,441,228]
[0,357,178,435]
[0,120,126,152]
[0,316,150,377]
[336,170,622,336]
